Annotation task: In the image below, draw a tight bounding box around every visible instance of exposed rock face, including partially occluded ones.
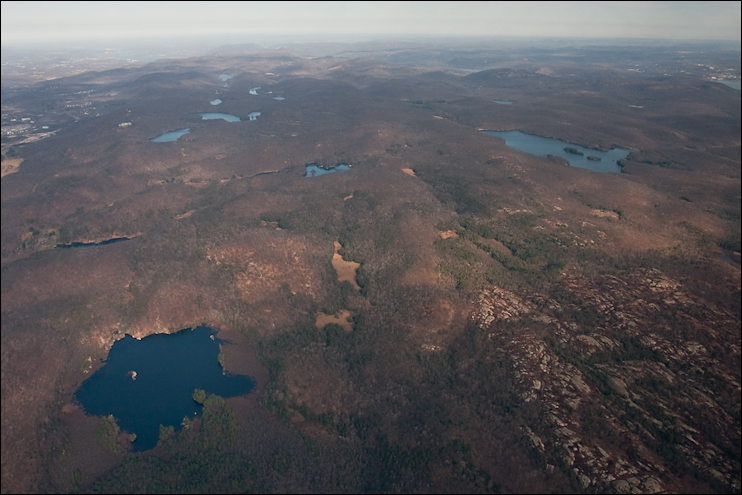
[470,269,741,493]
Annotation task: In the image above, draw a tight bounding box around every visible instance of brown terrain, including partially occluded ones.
[1,40,740,493]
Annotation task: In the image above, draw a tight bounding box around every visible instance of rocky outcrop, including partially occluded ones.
[470,269,741,493]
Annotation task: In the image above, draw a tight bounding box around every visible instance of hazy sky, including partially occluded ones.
[1,1,741,45]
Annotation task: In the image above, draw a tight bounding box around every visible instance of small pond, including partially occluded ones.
[151,128,190,142]
[199,112,240,122]
[249,87,260,95]
[247,111,261,121]
[273,96,285,101]
[75,326,255,452]
[492,100,513,105]
[219,74,232,82]
[305,163,351,177]
[209,99,222,105]
[482,130,632,173]
[56,237,131,249]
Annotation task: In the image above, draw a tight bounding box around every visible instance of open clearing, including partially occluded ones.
[315,309,354,332]
[1,158,23,178]
[332,241,360,290]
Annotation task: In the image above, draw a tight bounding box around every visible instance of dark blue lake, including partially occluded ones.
[75,326,255,452]
[56,237,130,249]
[482,130,632,173]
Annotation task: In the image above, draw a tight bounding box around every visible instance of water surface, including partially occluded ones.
[492,100,513,105]
[273,96,285,101]
[305,163,351,177]
[151,128,190,142]
[219,74,232,82]
[209,99,222,105]
[482,130,631,173]
[199,112,240,122]
[716,80,741,90]
[75,326,255,452]
[56,237,131,249]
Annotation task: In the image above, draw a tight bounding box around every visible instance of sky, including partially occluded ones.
[1,1,741,46]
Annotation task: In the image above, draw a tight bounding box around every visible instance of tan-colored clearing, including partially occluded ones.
[332,241,361,290]
[592,209,620,220]
[343,192,354,201]
[1,158,23,178]
[433,115,443,120]
[175,209,196,219]
[402,168,416,177]
[185,180,209,188]
[315,309,353,332]
[439,230,458,239]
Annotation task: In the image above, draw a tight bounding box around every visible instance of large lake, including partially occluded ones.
[75,326,255,451]
[482,130,632,173]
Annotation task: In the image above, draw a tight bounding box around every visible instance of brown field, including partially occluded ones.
[1,158,23,178]
[331,240,361,290]
[1,40,739,494]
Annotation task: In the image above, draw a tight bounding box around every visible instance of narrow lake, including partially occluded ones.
[482,130,632,173]
[151,128,190,143]
[56,237,130,249]
[199,113,240,122]
[75,326,255,452]
[305,163,351,177]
